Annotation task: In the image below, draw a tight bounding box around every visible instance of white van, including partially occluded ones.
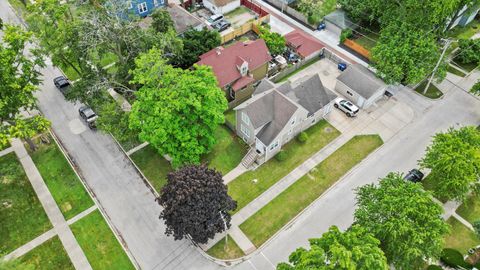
[207,14,224,25]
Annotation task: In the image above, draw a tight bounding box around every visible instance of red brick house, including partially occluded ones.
[196,39,272,105]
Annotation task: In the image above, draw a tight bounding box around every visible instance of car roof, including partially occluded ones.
[54,76,67,82]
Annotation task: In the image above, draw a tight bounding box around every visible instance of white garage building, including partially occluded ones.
[203,0,240,15]
[335,64,387,109]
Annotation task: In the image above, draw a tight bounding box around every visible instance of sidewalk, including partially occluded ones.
[205,97,415,253]
[10,139,92,270]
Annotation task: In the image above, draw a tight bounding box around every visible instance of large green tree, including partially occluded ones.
[278,225,388,270]
[0,25,50,148]
[419,126,480,202]
[371,20,444,84]
[258,25,286,56]
[354,173,449,269]
[172,27,220,68]
[130,48,227,167]
[151,8,175,33]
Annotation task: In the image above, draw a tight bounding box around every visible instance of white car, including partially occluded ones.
[334,98,359,117]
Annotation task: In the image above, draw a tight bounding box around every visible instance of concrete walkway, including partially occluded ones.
[223,164,248,184]
[10,139,93,270]
[0,146,14,157]
[126,141,149,156]
[205,97,414,252]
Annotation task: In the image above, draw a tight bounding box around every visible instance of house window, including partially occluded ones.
[153,0,158,6]
[138,2,148,13]
[291,117,296,126]
[241,124,250,138]
[346,90,353,96]
[269,140,279,151]
[242,112,250,125]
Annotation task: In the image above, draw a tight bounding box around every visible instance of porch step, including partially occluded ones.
[241,148,258,169]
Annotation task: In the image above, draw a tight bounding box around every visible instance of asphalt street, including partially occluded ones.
[2,1,480,269]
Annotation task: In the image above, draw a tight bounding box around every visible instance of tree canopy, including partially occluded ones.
[130,48,227,167]
[278,225,388,270]
[151,8,175,33]
[158,164,237,244]
[354,173,449,269]
[419,126,480,202]
[172,27,221,68]
[258,25,286,56]
[0,24,50,147]
[457,39,480,65]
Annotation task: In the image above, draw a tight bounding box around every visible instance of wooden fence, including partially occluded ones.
[220,14,270,44]
[343,39,371,60]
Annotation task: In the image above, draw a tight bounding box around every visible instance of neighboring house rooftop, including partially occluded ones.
[167,4,206,34]
[278,74,336,115]
[197,40,272,89]
[285,30,324,58]
[337,64,386,99]
[209,0,238,7]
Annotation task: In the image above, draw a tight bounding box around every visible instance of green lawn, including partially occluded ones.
[353,32,378,51]
[225,6,251,18]
[225,110,237,127]
[421,175,448,203]
[17,236,74,270]
[228,120,340,213]
[70,210,135,270]
[452,57,479,73]
[240,135,383,247]
[113,132,142,152]
[0,141,10,151]
[130,144,173,192]
[457,195,480,224]
[207,236,245,260]
[204,125,247,175]
[448,19,480,40]
[131,125,246,192]
[277,58,320,83]
[29,137,94,220]
[444,217,480,254]
[447,64,467,77]
[0,153,52,254]
[414,80,443,99]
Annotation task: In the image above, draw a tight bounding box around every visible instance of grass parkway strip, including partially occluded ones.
[0,152,52,254]
[207,236,245,260]
[29,135,94,220]
[228,120,340,213]
[17,236,74,270]
[240,135,383,247]
[70,210,135,270]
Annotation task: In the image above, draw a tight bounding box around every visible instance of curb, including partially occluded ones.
[48,130,142,270]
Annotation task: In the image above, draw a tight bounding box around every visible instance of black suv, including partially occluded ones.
[404,169,424,183]
[53,76,71,94]
[78,106,98,129]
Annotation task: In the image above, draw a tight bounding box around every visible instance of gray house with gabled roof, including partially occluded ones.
[234,74,336,167]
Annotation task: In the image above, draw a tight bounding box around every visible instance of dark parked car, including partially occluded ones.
[78,106,98,129]
[53,76,71,94]
[404,169,424,183]
[213,20,231,32]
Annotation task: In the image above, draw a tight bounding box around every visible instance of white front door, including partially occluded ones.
[255,138,264,154]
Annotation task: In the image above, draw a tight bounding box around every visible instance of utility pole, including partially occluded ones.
[424,38,452,94]
[219,211,228,250]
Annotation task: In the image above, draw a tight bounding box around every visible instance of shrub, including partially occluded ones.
[426,265,443,270]
[440,248,471,269]
[457,39,480,64]
[297,132,308,143]
[473,220,480,238]
[275,150,287,162]
[340,28,353,43]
